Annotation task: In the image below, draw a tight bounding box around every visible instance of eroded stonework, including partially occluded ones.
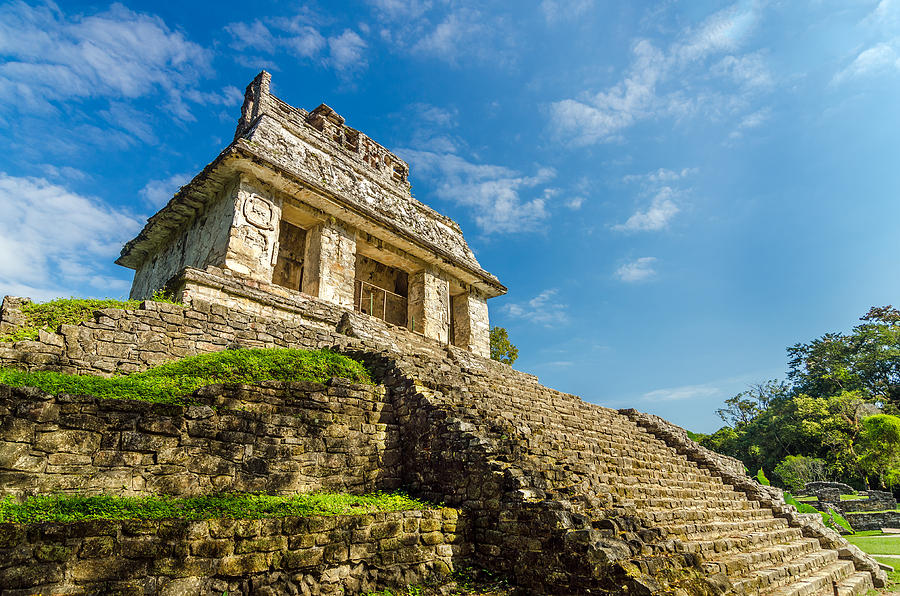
[118,71,504,356]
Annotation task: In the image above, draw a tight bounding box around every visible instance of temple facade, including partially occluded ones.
[116,71,505,356]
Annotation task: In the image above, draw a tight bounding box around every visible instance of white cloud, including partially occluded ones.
[623,167,697,185]
[614,257,658,282]
[139,173,193,208]
[566,196,585,210]
[540,0,594,24]
[225,14,366,74]
[400,149,553,233]
[642,383,721,402]
[328,30,368,71]
[0,2,213,119]
[367,0,433,20]
[712,53,772,89]
[729,107,771,139]
[549,1,769,145]
[832,42,900,85]
[503,289,568,326]
[40,164,89,182]
[613,188,679,232]
[0,174,142,297]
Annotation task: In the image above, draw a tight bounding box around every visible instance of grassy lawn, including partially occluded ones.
[0,347,372,405]
[846,534,900,556]
[845,531,900,590]
[0,492,430,523]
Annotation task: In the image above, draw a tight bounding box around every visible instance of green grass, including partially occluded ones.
[845,507,900,515]
[840,494,867,501]
[1,294,179,343]
[0,492,430,524]
[845,534,900,556]
[0,348,372,405]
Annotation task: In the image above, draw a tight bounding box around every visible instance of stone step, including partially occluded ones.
[834,571,875,596]
[671,524,800,551]
[701,537,822,577]
[733,551,847,594]
[644,506,773,524]
[758,559,861,596]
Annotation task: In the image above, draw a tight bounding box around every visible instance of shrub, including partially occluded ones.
[1,293,179,343]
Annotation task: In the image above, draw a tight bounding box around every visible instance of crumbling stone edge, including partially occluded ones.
[619,409,889,588]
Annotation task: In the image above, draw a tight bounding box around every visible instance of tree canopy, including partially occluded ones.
[697,306,900,491]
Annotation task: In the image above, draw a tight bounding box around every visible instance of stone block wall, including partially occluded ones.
[845,510,900,532]
[0,509,460,595]
[130,179,237,300]
[0,379,399,498]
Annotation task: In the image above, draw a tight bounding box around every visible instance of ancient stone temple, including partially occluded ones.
[0,72,890,594]
[116,71,504,357]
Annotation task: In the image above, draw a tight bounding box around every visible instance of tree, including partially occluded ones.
[774,455,827,493]
[788,306,900,407]
[858,414,900,489]
[716,380,788,427]
[490,326,518,365]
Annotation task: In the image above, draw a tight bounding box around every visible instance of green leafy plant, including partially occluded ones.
[0,348,372,405]
[756,468,770,486]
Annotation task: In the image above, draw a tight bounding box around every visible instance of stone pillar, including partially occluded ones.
[409,269,450,344]
[451,291,490,358]
[302,220,356,308]
[224,177,282,282]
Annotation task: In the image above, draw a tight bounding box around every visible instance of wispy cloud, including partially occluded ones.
[0,3,213,120]
[642,382,721,402]
[540,0,594,24]
[224,12,367,75]
[614,257,658,282]
[139,173,193,208]
[368,3,515,67]
[400,149,553,233]
[832,42,900,85]
[0,174,141,298]
[612,188,679,232]
[503,289,569,326]
[549,1,769,145]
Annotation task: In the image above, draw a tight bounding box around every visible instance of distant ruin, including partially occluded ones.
[117,71,505,358]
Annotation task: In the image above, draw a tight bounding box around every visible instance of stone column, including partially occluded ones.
[409,269,450,343]
[302,220,356,308]
[224,177,282,282]
[451,291,490,358]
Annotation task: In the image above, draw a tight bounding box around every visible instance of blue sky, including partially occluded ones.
[2,0,900,433]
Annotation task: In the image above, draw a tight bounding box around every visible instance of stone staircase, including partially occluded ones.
[384,347,882,595]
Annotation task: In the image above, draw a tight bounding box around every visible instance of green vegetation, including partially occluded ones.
[0,348,372,405]
[756,468,770,486]
[489,326,518,366]
[0,491,429,523]
[1,293,181,343]
[845,533,900,556]
[783,492,852,533]
[695,306,900,492]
